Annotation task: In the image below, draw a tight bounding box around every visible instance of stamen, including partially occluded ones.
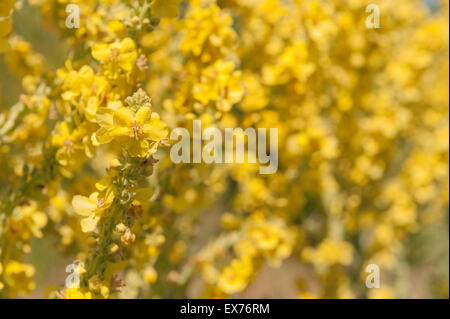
[63,139,74,153]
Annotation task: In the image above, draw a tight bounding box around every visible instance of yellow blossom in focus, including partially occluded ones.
[92,97,168,157]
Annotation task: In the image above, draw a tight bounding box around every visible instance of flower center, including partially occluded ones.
[109,48,120,60]
[97,197,105,208]
[63,139,74,153]
[130,120,144,139]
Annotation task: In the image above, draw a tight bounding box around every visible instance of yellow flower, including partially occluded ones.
[92,38,138,80]
[93,105,167,157]
[51,121,94,173]
[180,4,236,60]
[72,190,115,232]
[11,201,48,239]
[58,64,110,121]
[193,60,244,112]
[248,222,282,254]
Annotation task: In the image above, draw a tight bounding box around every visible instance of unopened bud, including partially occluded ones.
[109,243,119,254]
[132,16,140,24]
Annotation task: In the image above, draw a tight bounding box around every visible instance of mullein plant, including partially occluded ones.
[0,0,448,299]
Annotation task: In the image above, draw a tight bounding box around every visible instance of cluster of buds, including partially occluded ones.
[116,223,136,246]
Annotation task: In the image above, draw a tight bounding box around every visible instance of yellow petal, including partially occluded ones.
[92,127,113,146]
[60,122,71,139]
[89,192,99,202]
[113,107,134,127]
[119,52,137,71]
[51,134,64,147]
[95,175,111,192]
[135,106,152,126]
[85,97,98,122]
[108,126,130,138]
[127,139,147,157]
[106,100,123,111]
[79,65,94,80]
[103,189,115,207]
[95,107,114,128]
[56,149,70,166]
[142,116,168,141]
[91,43,110,61]
[80,214,100,233]
[107,20,127,38]
[120,38,136,52]
[72,195,96,217]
